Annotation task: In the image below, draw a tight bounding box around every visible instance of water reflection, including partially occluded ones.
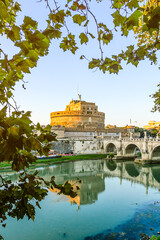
[1,159,160,240]
[125,163,140,177]
[2,159,160,205]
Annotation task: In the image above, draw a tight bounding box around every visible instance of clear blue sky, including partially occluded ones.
[4,0,160,127]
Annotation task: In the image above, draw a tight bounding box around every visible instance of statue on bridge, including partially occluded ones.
[129,131,133,140]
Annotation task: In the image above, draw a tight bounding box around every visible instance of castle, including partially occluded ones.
[50,96,139,141]
[50,95,105,130]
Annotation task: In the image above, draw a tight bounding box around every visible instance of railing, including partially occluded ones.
[103,137,160,143]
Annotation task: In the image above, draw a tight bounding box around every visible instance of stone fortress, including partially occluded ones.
[50,95,136,141]
[50,94,105,130]
[49,96,160,157]
[49,95,142,154]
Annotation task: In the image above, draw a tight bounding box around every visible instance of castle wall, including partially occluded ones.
[50,99,105,129]
[51,113,104,129]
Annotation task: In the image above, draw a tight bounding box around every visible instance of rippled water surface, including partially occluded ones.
[1,159,160,240]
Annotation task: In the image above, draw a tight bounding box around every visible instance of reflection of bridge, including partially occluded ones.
[2,159,160,205]
[36,160,160,202]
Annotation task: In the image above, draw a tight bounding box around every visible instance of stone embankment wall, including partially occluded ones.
[51,139,103,154]
[51,141,74,154]
[73,139,103,154]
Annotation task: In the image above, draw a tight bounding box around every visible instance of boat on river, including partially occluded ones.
[37,154,61,160]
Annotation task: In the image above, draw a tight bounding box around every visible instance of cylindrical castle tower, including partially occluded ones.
[50,98,105,130]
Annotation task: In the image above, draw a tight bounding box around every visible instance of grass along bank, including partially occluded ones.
[0,154,107,169]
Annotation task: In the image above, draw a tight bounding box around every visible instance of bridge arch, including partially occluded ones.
[105,142,117,154]
[151,145,160,160]
[124,143,142,157]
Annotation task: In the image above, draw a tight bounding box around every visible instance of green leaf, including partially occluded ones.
[71,2,78,11]
[28,136,42,151]
[26,50,39,62]
[147,6,160,31]
[112,10,123,27]
[127,0,139,10]
[8,125,19,137]
[89,58,100,69]
[127,10,142,29]
[112,0,122,9]
[73,14,86,26]
[12,26,21,40]
[0,1,10,19]
[60,34,78,54]
[36,201,41,209]
[0,106,7,118]
[22,16,38,30]
[79,33,88,44]
[51,10,66,24]
[102,33,113,45]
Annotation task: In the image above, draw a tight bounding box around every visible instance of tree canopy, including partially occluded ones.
[1,0,160,105]
[0,0,160,239]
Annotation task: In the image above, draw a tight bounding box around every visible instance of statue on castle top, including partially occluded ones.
[78,94,82,101]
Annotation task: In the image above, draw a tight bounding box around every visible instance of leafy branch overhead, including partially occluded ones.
[0,0,160,238]
[0,0,160,106]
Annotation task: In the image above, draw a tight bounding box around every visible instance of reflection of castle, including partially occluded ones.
[3,160,160,205]
[50,161,106,205]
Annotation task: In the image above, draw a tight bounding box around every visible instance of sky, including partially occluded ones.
[2,0,160,127]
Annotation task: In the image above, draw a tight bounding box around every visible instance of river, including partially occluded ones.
[1,159,160,240]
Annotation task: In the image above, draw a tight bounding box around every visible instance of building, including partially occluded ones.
[50,95,105,130]
[143,121,160,130]
[50,96,139,141]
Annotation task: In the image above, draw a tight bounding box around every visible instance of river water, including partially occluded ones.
[1,159,160,240]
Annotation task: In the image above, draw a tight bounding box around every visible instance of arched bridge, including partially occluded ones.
[103,133,160,161]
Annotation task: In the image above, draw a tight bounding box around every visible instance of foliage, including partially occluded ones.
[135,127,145,137]
[150,236,160,240]
[148,128,158,137]
[151,84,160,112]
[0,0,160,238]
[135,127,158,138]
[0,0,160,105]
[134,0,160,48]
[108,153,115,160]
[140,233,160,240]
[0,106,81,239]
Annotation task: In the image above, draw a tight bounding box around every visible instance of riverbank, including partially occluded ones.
[0,154,107,170]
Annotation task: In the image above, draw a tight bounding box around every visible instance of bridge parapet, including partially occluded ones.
[104,137,160,143]
[147,138,160,142]
[121,138,144,142]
